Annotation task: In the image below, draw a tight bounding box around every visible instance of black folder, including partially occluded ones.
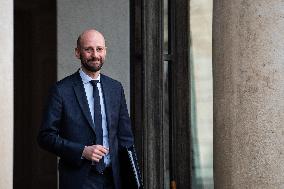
[119,145,143,189]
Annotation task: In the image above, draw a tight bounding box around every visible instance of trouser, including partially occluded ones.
[83,166,115,189]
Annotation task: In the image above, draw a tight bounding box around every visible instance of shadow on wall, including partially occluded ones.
[14,0,57,188]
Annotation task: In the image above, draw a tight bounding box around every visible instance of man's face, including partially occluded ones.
[75,31,106,72]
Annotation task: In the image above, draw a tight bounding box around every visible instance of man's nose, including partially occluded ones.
[91,50,99,57]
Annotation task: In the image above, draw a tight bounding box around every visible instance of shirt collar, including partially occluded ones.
[79,68,101,84]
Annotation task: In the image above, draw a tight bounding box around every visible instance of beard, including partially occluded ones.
[80,55,104,72]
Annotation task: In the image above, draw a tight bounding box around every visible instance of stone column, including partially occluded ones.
[213,0,284,188]
[0,1,13,189]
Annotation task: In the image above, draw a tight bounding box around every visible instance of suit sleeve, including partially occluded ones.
[117,84,134,148]
[37,84,85,167]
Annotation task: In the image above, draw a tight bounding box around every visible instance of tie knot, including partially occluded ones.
[90,80,99,87]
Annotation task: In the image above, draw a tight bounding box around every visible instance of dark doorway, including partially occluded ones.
[130,0,191,188]
[14,0,57,188]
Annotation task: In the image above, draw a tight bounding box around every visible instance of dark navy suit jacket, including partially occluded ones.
[37,71,134,189]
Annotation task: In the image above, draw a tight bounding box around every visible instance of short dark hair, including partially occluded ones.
[76,35,82,48]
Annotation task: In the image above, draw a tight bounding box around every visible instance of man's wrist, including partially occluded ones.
[81,146,87,159]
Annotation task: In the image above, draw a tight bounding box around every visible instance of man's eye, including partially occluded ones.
[97,47,104,52]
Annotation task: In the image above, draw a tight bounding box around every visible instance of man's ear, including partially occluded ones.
[75,48,80,59]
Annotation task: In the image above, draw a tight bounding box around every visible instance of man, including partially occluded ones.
[38,29,134,189]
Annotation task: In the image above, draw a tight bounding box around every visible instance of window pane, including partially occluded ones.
[163,0,169,54]
[163,60,170,189]
[190,0,213,188]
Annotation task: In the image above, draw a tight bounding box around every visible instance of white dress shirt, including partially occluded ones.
[79,69,111,166]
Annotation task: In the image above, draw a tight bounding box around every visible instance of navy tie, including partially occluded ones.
[90,80,105,173]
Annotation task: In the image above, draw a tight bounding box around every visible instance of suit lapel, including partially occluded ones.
[73,72,96,133]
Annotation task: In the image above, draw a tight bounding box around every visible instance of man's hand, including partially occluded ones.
[82,145,109,162]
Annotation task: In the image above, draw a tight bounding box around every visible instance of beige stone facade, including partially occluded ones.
[0,1,13,189]
[213,1,284,188]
